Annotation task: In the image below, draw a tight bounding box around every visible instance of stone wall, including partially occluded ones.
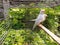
[9,0,60,7]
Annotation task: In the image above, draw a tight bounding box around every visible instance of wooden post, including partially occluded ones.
[3,0,10,20]
[38,24,60,44]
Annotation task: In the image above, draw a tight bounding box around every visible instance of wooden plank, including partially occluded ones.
[38,24,60,44]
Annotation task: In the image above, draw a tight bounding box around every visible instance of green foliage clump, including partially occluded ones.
[9,8,40,29]
[3,29,58,45]
[9,7,59,31]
